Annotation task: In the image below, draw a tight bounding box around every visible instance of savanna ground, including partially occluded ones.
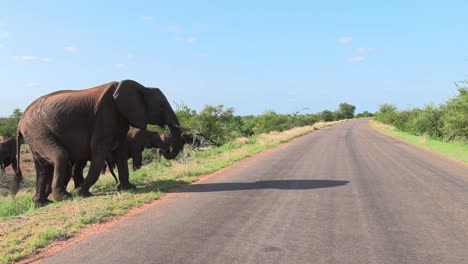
[0,121,343,263]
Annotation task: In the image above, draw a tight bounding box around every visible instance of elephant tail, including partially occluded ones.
[12,128,23,195]
[106,159,119,184]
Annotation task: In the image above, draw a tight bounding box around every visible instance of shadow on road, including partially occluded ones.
[180,179,349,193]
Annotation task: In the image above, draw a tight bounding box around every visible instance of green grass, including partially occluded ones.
[0,121,342,262]
[371,120,468,163]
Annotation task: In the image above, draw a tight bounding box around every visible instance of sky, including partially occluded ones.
[1,0,467,117]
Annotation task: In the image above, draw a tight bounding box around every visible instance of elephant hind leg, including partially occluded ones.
[32,156,54,205]
[47,144,72,201]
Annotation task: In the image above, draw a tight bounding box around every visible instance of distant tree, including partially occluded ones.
[378,103,397,114]
[174,102,198,129]
[337,102,356,119]
[442,86,468,141]
[356,111,374,118]
[0,108,23,137]
[254,110,291,133]
[319,110,335,122]
[195,105,236,144]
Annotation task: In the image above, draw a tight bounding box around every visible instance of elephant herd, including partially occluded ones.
[3,80,190,206]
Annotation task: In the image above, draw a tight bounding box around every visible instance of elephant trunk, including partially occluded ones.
[161,124,184,160]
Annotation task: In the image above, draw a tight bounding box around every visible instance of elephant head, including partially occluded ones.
[113,80,184,160]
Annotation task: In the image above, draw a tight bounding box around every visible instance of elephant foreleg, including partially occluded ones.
[115,148,135,190]
[71,160,86,189]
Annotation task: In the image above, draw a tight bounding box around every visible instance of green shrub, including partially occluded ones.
[0,108,22,138]
[442,87,468,141]
[375,77,467,143]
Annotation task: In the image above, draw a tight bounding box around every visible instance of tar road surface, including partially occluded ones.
[42,119,468,264]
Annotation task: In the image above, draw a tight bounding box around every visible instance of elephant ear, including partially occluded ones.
[113,80,147,130]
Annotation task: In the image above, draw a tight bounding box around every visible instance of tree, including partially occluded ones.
[442,87,468,141]
[378,103,397,114]
[356,111,374,118]
[0,108,23,137]
[195,105,236,144]
[253,110,291,134]
[319,110,335,122]
[337,102,356,119]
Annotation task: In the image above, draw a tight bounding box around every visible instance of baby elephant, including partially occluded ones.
[126,129,169,170]
[0,137,17,173]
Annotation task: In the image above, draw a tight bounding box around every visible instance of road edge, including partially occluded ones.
[369,119,467,167]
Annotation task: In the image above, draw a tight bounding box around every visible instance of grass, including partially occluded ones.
[370,120,468,163]
[0,120,343,263]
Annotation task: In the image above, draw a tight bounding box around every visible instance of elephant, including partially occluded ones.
[14,80,184,205]
[0,137,17,173]
[127,130,202,170]
[67,131,200,192]
[126,129,168,171]
[67,129,167,188]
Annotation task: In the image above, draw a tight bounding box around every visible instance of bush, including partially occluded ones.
[253,110,291,134]
[374,77,467,143]
[442,87,468,141]
[0,109,22,138]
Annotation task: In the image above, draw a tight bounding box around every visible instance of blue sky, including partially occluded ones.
[1,1,467,117]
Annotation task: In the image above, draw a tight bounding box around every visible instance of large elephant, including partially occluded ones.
[0,137,17,173]
[14,80,184,205]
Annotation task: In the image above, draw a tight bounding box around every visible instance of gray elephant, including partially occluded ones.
[0,137,17,173]
[14,80,184,205]
[126,129,168,171]
[68,130,167,188]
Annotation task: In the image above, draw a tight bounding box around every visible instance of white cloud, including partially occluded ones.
[196,53,207,59]
[115,63,127,69]
[141,16,154,21]
[346,56,365,63]
[338,37,353,44]
[355,48,375,54]
[27,82,40,87]
[64,46,79,53]
[187,37,196,44]
[127,53,135,59]
[13,55,50,62]
[0,44,6,50]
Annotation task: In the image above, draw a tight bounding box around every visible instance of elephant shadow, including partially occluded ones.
[134,179,349,194]
[179,179,349,193]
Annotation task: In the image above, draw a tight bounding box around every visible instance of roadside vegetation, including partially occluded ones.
[373,79,467,143]
[372,77,467,163]
[0,101,355,263]
[371,121,468,163]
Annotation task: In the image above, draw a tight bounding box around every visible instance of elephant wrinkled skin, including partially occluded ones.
[14,80,184,205]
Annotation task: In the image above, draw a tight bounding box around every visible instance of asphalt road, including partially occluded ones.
[41,119,468,264]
